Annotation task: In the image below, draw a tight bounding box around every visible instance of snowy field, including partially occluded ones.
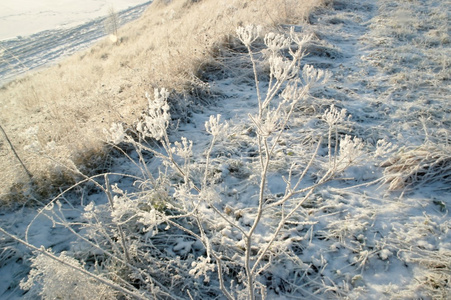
[0,0,151,86]
[1,0,451,299]
[0,0,151,40]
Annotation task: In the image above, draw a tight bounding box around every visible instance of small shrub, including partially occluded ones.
[14,23,364,300]
[104,7,119,44]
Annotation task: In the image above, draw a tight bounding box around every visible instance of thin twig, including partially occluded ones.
[0,123,33,180]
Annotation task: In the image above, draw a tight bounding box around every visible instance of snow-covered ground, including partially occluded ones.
[1,0,450,298]
[0,1,151,86]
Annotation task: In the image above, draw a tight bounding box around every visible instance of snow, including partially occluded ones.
[1,0,451,298]
[0,1,151,86]
[0,0,151,40]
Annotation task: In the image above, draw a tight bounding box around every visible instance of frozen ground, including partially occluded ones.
[1,0,450,298]
[0,1,151,86]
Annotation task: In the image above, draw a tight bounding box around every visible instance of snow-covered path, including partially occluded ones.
[0,1,151,87]
[0,0,152,40]
[1,0,450,298]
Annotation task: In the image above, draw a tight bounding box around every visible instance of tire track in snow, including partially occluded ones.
[0,1,151,87]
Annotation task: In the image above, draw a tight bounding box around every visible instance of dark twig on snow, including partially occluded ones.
[0,123,33,180]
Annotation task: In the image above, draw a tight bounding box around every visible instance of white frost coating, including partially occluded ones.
[1,0,450,298]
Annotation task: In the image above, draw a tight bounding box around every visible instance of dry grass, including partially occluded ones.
[382,143,451,191]
[387,215,451,298]
[0,0,327,206]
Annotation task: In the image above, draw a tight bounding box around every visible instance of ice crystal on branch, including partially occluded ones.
[338,135,364,167]
[249,110,283,137]
[302,64,331,87]
[269,55,299,81]
[323,104,348,127]
[189,256,216,283]
[288,29,312,57]
[205,114,228,138]
[137,208,161,236]
[172,137,193,159]
[281,79,307,103]
[264,32,290,52]
[236,25,262,47]
[111,194,138,223]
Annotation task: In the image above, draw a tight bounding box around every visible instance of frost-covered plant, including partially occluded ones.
[20,250,116,300]
[16,25,364,300]
[337,135,364,168]
[104,25,358,300]
[136,88,171,142]
[236,25,262,48]
[0,224,152,300]
[101,25,356,300]
[322,104,348,167]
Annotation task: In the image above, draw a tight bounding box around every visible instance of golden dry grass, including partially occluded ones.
[382,143,451,191]
[0,0,327,206]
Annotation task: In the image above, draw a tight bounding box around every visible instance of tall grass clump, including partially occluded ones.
[382,143,451,192]
[5,23,368,299]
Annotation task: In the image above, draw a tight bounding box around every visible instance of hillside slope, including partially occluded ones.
[0,0,324,205]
